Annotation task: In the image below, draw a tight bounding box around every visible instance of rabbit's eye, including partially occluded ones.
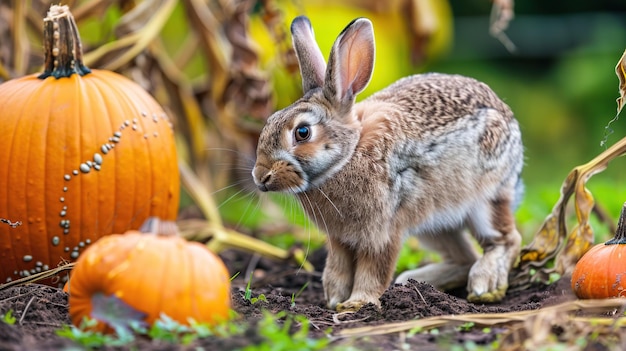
[294,125,311,142]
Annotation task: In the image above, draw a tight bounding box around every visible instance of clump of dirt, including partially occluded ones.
[0,248,582,350]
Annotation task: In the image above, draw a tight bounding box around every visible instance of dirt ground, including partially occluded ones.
[0,247,597,350]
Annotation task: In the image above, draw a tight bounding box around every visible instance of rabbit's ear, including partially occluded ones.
[324,18,375,108]
[291,16,326,93]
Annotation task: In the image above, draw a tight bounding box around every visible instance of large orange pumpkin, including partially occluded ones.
[67,219,231,331]
[571,203,626,299]
[0,5,179,284]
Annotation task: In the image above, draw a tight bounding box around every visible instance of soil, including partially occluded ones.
[0,247,585,350]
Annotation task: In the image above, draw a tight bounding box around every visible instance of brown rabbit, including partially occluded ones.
[252,16,523,312]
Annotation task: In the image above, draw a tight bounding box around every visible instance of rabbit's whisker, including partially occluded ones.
[314,187,343,218]
[216,186,249,210]
[233,191,262,229]
[205,147,255,161]
[211,180,250,196]
[299,189,333,256]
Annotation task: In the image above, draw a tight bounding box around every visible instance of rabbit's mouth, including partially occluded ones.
[252,160,307,193]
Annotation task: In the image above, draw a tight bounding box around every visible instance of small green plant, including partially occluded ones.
[407,325,424,337]
[1,310,16,325]
[244,272,268,304]
[231,271,241,281]
[250,294,268,304]
[291,281,310,308]
[456,322,475,332]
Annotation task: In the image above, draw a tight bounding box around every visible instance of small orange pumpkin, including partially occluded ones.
[67,218,231,331]
[0,5,179,284]
[571,202,626,299]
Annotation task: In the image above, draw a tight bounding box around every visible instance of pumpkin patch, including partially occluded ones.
[0,5,179,284]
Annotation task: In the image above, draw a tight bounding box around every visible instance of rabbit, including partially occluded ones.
[252,16,524,312]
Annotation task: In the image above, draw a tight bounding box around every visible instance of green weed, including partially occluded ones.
[291,281,309,308]
[456,322,475,332]
[244,272,268,304]
[1,310,16,325]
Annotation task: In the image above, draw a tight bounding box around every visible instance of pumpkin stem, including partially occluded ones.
[38,5,91,79]
[605,202,626,245]
[140,217,180,237]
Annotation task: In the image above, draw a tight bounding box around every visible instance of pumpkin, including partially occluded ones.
[67,218,231,331]
[0,5,179,284]
[571,202,626,299]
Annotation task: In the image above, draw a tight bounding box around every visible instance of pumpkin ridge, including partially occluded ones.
[184,239,197,318]
[39,79,61,270]
[87,72,139,232]
[11,82,48,280]
[102,73,164,221]
[0,80,35,281]
[150,236,171,323]
[89,71,178,225]
[78,73,119,235]
[76,74,102,244]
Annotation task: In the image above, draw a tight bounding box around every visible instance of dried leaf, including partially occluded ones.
[405,0,439,64]
[83,0,178,71]
[616,49,626,115]
[490,0,516,53]
[11,1,29,76]
[554,173,596,275]
[221,0,273,120]
[515,171,576,269]
[0,262,75,291]
[511,136,626,290]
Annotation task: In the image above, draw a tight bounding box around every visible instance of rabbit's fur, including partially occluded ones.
[252,16,523,311]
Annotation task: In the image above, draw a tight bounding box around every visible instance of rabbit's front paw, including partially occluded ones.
[323,271,353,310]
[336,300,366,312]
[336,298,380,312]
[466,229,521,303]
[467,286,507,303]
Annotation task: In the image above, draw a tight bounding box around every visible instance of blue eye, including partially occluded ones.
[295,125,311,142]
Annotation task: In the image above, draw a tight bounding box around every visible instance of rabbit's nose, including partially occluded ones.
[252,165,272,192]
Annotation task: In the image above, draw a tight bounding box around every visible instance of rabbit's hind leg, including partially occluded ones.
[395,229,480,291]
